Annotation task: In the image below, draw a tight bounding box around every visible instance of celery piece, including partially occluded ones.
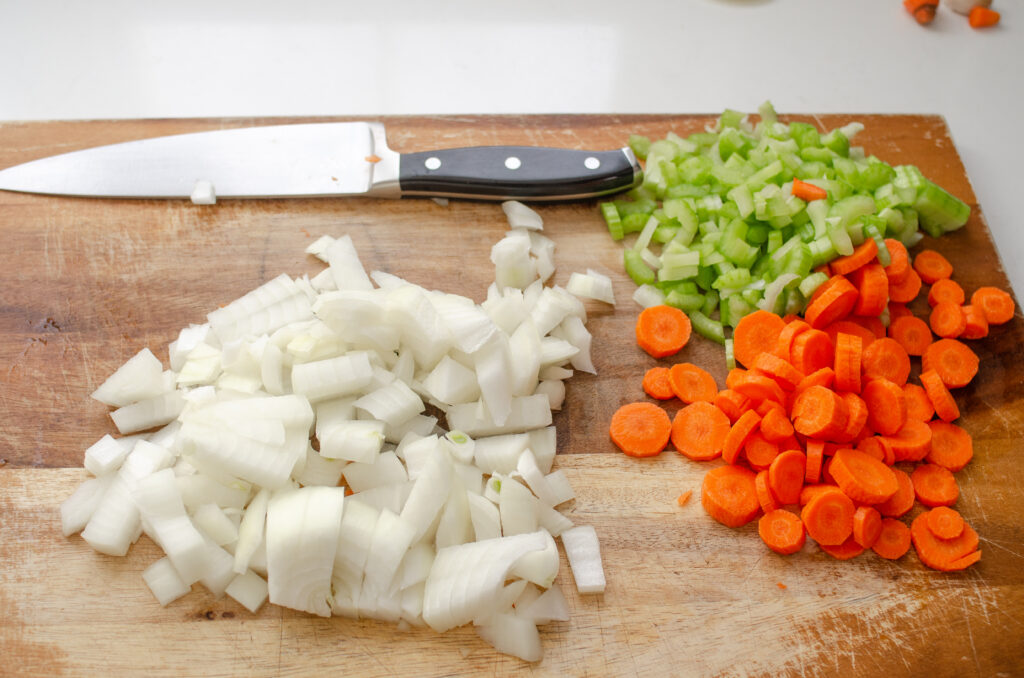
[766,230,784,255]
[878,206,904,237]
[808,236,838,267]
[799,272,829,299]
[745,160,784,192]
[800,147,836,163]
[914,180,970,234]
[600,202,624,241]
[826,217,854,256]
[713,268,751,291]
[725,295,754,328]
[741,288,763,307]
[727,184,754,220]
[830,195,876,228]
[858,158,896,191]
[778,243,813,278]
[796,160,828,180]
[724,338,736,369]
[679,155,713,184]
[821,129,850,157]
[628,135,651,160]
[746,224,769,245]
[832,157,859,186]
[719,109,744,130]
[666,290,705,312]
[701,289,719,316]
[861,218,891,266]
[758,101,778,125]
[623,249,656,286]
[666,183,710,199]
[783,288,806,316]
[663,198,698,243]
[898,208,920,246]
[689,310,725,345]
[653,222,680,244]
[621,212,649,234]
[846,218,865,246]
[659,159,680,188]
[788,122,821,150]
[718,128,750,161]
[695,266,716,292]
[688,132,718,149]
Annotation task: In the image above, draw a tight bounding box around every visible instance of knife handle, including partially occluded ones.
[397,146,641,201]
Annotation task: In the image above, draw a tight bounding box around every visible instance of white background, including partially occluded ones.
[2,0,1021,294]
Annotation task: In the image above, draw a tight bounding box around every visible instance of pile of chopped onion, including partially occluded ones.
[60,201,610,662]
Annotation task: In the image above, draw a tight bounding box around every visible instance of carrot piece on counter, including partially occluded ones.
[884,239,910,284]
[745,431,781,471]
[920,370,960,422]
[760,406,795,443]
[872,518,912,560]
[804,276,859,329]
[833,332,863,394]
[903,383,935,422]
[791,178,827,202]
[968,5,1000,28]
[769,449,808,505]
[838,392,868,443]
[960,305,989,340]
[928,278,965,307]
[970,286,1015,325]
[820,535,866,560]
[609,402,672,457]
[823,320,876,352]
[731,371,786,405]
[774,319,811,362]
[714,389,751,422]
[929,302,967,339]
[829,447,899,504]
[913,249,953,284]
[793,367,836,400]
[888,269,922,304]
[876,467,915,517]
[636,305,692,358]
[669,362,718,404]
[830,239,879,276]
[790,330,835,375]
[911,512,980,570]
[862,337,911,385]
[792,385,848,441]
[904,0,938,24]
[758,509,806,555]
[676,490,693,506]
[753,352,804,391]
[755,470,780,514]
[851,263,889,317]
[853,506,883,549]
[799,484,836,506]
[702,465,760,528]
[912,463,959,507]
[642,367,675,400]
[926,420,973,472]
[888,315,933,356]
[883,418,932,463]
[926,506,965,540]
[723,409,763,465]
[887,301,913,323]
[671,401,731,461]
[862,378,907,436]
[733,310,787,369]
[801,487,856,546]
[922,338,979,388]
[805,439,825,484]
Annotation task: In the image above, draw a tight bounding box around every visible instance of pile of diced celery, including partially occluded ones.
[600,102,970,344]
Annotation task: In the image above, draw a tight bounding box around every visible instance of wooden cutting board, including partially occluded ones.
[1,115,1022,677]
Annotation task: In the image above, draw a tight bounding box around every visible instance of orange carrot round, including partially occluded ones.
[753,352,804,392]
[804,275,859,329]
[745,431,781,471]
[851,315,887,340]
[833,332,863,394]
[636,305,692,358]
[911,463,959,507]
[862,378,907,436]
[926,506,964,540]
[883,239,910,284]
[883,418,932,463]
[888,315,933,357]
[790,330,835,376]
[755,469,780,514]
[830,239,879,276]
[793,367,835,399]
[768,449,807,505]
[714,389,751,422]
[731,371,786,405]
[701,465,760,528]
[851,263,889,317]
[609,402,672,457]
[792,385,848,441]
[903,383,935,422]
[828,447,899,504]
[723,409,763,465]
[760,406,795,443]
[862,337,911,386]
[872,518,912,560]
[969,5,1000,28]
[852,506,883,549]
[820,535,866,560]
[836,392,867,443]
[926,420,973,472]
[801,487,856,546]
[920,369,960,422]
[823,320,876,351]
[911,512,979,571]
[913,249,953,284]
[875,467,915,517]
[774,319,810,362]
[887,301,913,322]
[927,278,965,307]
[960,305,989,340]
[856,435,892,466]
[758,509,806,555]
[929,302,966,339]
[671,401,731,461]
[888,269,922,304]
[922,338,979,388]
[805,440,825,484]
[733,310,787,369]
[669,363,718,403]
[970,286,1015,325]
[642,367,675,400]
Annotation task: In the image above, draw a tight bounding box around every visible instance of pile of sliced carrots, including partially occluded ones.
[611,241,1017,571]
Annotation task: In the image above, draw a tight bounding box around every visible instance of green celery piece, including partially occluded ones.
[714,260,735,276]
[689,311,725,345]
[622,212,649,234]
[688,132,718,149]
[861,217,891,266]
[873,183,903,211]
[666,290,705,312]
[766,230,784,254]
[718,127,751,161]
[745,159,784,191]
[821,129,850,157]
[679,155,713,184]
[724,338,736,369]
[614,196,656,216]
[832,157,860,185]
[653,222,680,244]
[728,184,754,219]
[665,131,698,154]
[695,266,716,292]
[799,272,828,298]
[829,194,876,227]
[713,267,751,291]
[600,202,624,240]
[858,158,896,191]
[628,135,651,160]
[827,217,854,256]
[898,207,920,245]
[623,249,656,286]
[800,146,836,163]
[696,194,724,221]
[711,164,749,188]
[783,288,806,316]
[796,160,828,180]
[914,180,970,234]
[878,206,905,237]
[725,295,754,328]
[718,200,740,220]
[648,139,681,161]
[746,224,769,245]
[758,101,778,125]
[719,109,744,129]
[741,288,763,307]
[666,183,710,199]
[663,198,698,241]
[806,199,829,239]
[809,236,838,267]
[701,289,720,316]
[779,243,813,278]
[892,165,925,204]
[789,122,821,149]
[659,159,680,187]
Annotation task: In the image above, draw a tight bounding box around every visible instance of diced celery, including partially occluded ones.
[653,222,680,244]
[701,289,719,316]
[718,127,750,161]
[695,266,716,292]
[713,268,751,291]
[688,132,718,149]
[861,217,891,266]
[808,236,838,267]
[914,180,970,234]
[826,217,854,256]
[725,295,754,328]
[600,202,624,241]
[724,338,736,369]
[800,146,836,163]
[898,208,921,246]
[783,288,806,316]
[628,135,651,160]
[666,290,705,312]
[829,195,876,228]
[689,311,725,345]
[741,288,763,307]
[758,101,778,125]
[766,230,784,254]
[821,129,850,157]
[624,249,656,286]
[746,224,769,245]
[744,160,783,191]
[621,212,649,234]
[788,122,821,149]
[799,271,828,298]
[719,109,744,129]
[858,158,896,191]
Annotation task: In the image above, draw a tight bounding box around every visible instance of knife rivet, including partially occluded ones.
[584,156,601,170]
[504,157,522,170]
[425,157,442,170]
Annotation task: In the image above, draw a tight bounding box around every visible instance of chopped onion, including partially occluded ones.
[561,526,606,594]
[565,269,616,306]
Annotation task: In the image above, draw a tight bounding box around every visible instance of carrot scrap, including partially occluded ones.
[887,301,913,322]
[636,305,692,358]
[669,363,718,403]
[911,463,959,507]
[920,369,960,422]
[791,178,827,202]
[733,310,788,369]
[928,278,965,307]
[609,402,672,457]
[801,487,856,546]
[862,337,911,386]
[888,315,932,357]
[671,401,730,461]
[968,5,1000,28]
[701,465,760,528]
[872,518,912,560]
[929,302,966,339]
[642,367,676,400]
[926,506,964,540]
[925,420,973,472]
[820,535,866,560]
[760,406,795,443]
[777,582,787,590]
[904,0,938,24]
[913,250,953,284]
[828,448,899,504]
[676,490,693,507]
[852,506,883,549]
[758,509,806,555]
[970,286,1015,325]
[922,338,979,388]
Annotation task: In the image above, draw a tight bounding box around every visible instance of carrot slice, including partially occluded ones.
[862,378,907,436]
[714,389,751,422]
[903,383,935,422]
[851,263,889,317]
[887,315,932,357]
[753,352,804,391]
[960,305,989,340]
[731,372,786,405]
[805,440,825,484]
[793,367,835,400]
[913,249,953,284]
[733,310,787,369]
[911,463,959,507]
[838,391,869,443]
[830,239,879,276]
[758,509,806,555]
[829,447,899,504]
[883,239,910,282]
[677,490,693,506]
[790,178,828,202]
[856,435,893,466]
[969,5,1000,28]
[853,506,883,549]
[911,512,979,570]
[792,385,848,441]
[790,330,835,376]
[671,401,731,461]
[833,332,863,394]
[774,319,810,362]
[669,363,718,404]
[945,550,982,570]
[768,449,807,505]
[636,305,692,358]
[609,402,672,457]
[926,420,973,472]
[875,467,915,517]
[926,506,964,540]
[804,275,859,329]
[800,483,836,506]
[887,301,913,323]
[883,418,932,462]
[922,338,979,388]
[801,487,855,546]
[862,337,911,385]
[642,367,675,400]
[927,278,965,307]
[745,431,781,471]
[820,535,866,560]
[755,470,780,514]
[872,518,912,560]
[723,410,763,465]
[888,269,922,304]
[970,286,1015,325]
[701,465,760,528]
[760,406,795,443]
[920,369,960,422]
[929,302,966,339]
[824,320,876,353]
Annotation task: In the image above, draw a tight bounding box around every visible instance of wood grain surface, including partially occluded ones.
[1,114,1023,677]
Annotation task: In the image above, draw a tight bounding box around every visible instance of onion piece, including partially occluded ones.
[560,526,606,594]
[142,557,192,607]
[446,395,552,437]
[501,200,544,231]
[476,613,543,663]
[565,269,616,305]
[91,347,166,407]
[83,434,132,476]
[225,569,269,613]
[60,472,115,536]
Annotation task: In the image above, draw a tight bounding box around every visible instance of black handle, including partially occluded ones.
[398,146,640,201]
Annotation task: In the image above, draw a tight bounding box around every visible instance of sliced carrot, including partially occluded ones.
[888,269,922,304]
[755,400,785,419]
[887,301,913,322]
[760,406,795,443]
[759,509,806,555]
[928,278,965,307]
[830,239,879,276]
[792,385,848,441]
[849,315,886,340]
[926,420,973,472]
[862,378,907,436]
[883,239,910,284]
[945,550,982,571]
[970,286,1015,325]
[671,401,731,461]
[725,368,747,391]
[733,310,787,369]
[793,366,835,399]
[883,418,932,462]
[911,512,979,570]
[929,302,966,339]
[669,363,718,404]
[913,250,953,284]
[926,506,964,540]
[790,330,835,376]
[912,463,959,507]
[875,467,914,517]
[723,410,763,465]
[714,389,751,422]
[677,490,693,506]
[837,392,868,443]
[755,470,780,514]
[833,332,863,394]
[903,383,935,422]
[853,506,883,549]
[823,320,876,351]
[905,0,938,24]
[609,402,672,457]
[850,263,888,317]
[856,436,893,466]
[769,449,807,505]
[829,447,899,504]
[753,352,804,391]
[701,465,760,528]
[805,439,825,484]
[791,178,827,202]
[820,535,866,560]
[800,483,835,506]
[801,487,856,546]
[920,369,960,422]
[774,319,810,362]
[968,5,1000,29]
[804,275,859,329]
[888,315,932,357]
[745,431,781,471]
[731,371,786,405]
[778,435,802,453]
[872,518,912,560]
[922,338,979,388]
[862,337,911,386]
[960,305,989,340]
[636,305,692,358]
[642,367,675,400]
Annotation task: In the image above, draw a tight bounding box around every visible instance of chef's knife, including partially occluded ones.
[0,122,641,202]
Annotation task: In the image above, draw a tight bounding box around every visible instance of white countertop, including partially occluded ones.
[3,0,1021,294]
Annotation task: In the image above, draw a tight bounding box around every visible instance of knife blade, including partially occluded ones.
[0,122,641,202]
